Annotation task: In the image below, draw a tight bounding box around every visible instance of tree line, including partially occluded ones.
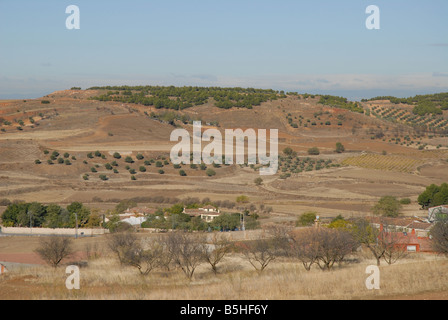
[87,85,283,110]
[0,201,101,229]
[318,95,365,113]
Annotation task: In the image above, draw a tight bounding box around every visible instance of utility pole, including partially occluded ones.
[75,212,78,239]
[28,210,33,234]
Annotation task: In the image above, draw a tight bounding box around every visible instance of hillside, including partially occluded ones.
[1,87,448,224]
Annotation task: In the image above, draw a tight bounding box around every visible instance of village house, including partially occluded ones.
[113,207,158,226]
[367,216,434,252]
[183,205,221,223]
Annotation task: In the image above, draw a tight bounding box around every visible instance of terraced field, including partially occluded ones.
[341,153,427,173]
[370,105,448,131]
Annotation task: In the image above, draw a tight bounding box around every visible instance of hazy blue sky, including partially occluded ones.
[0,0,447,100]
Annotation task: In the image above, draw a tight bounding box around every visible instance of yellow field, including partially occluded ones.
[341,154,427,173]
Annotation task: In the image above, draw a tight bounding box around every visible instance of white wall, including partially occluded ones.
[0,227,109,236]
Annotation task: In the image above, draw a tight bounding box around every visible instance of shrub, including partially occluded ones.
[206,169,216,177]
[296,211,317,226]
[400,198,411,205]
[308,147,320,155]
[335,142,345,153]
[179,169,187,176]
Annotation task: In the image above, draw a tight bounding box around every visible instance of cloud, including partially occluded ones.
[433,72,448,77]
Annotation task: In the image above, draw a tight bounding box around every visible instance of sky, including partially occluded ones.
[0,0,447,100]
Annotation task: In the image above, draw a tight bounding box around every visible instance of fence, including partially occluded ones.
[0,227,109,237]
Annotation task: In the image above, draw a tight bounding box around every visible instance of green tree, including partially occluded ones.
[296,211,317,227]
[335,142,345,153]
[44,204,64,228]
[236,195,249,203]
[67,202,91,228]
[372,196,402,217]
[308,147,320,155]
[211,213,241,231]
[125,156,134,163]
[418,183,448,209]
[283,147,297,157]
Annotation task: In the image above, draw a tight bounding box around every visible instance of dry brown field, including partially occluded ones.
[1,90,447,300]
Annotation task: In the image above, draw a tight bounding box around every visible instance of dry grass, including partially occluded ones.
[2,252,448,300]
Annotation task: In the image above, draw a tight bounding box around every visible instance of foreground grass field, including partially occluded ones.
[1,248,447,300]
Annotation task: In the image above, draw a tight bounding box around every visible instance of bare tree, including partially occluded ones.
[239,237,277,274]
[34,236,74,268]
[381,231,408,265]
[106,232,138,264]
[289,228,321,271]
[263,223,293,257]
[156,234,175,271]
[165,231,205,280]
[289,227,356,271]
[352,218,385,266]
[431,218,448,255]
[120,238,164,276]
[314,228,356,271]
[201,233,233,275]
[352,217,407,266]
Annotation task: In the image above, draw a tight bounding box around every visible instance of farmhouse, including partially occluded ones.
[367,216,432,237]
[367,216,433,252]
[183,206,221,222]
[380,229,431,253]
